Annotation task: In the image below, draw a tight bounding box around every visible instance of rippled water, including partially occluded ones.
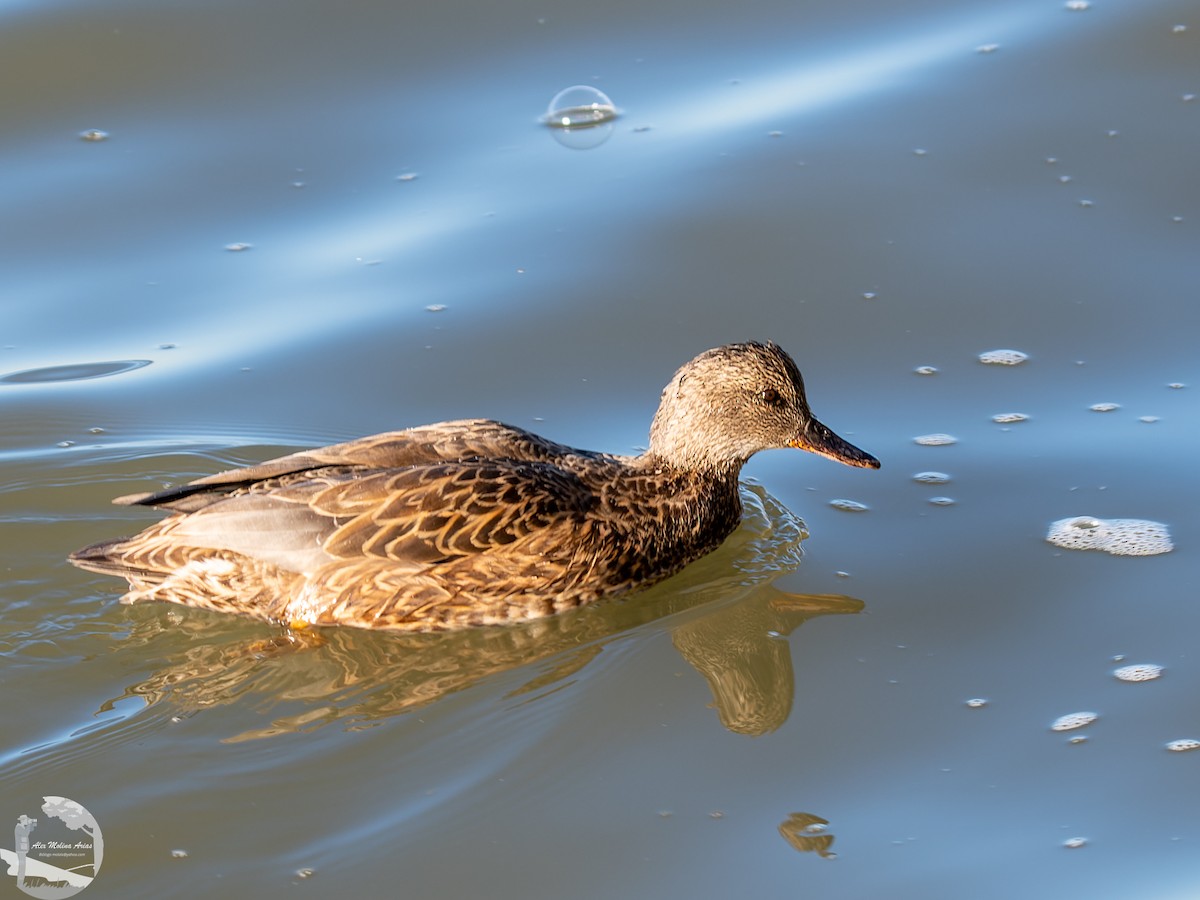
[3,0,1199,896]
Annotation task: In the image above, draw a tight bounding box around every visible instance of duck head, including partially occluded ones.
[647,341,881,474]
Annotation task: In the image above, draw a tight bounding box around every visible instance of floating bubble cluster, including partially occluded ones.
[1089,402,1120,412]
[1051,711,1097,732]
[79,129,109,141]
[914,433,957,446]
[992,413,1028,424]
[1046,516,1173,556]
[1166,739,1200,753]
[978,349,1028,365]
[913,365,938,375]
[1113,663,1164,682]
[913,472,950,484]
[829,499,869,512]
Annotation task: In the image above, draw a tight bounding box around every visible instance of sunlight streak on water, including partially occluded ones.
[654,11,1029,135]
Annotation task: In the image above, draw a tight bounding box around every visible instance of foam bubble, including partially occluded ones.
[913,472,950,484]
[829,499,869,512]
[1047,516,1173,556]
[992,413,1029,424]
[1165,739,1200,753]
[914,433,957,446]
[978,349,1028,365]
[1051,711,1097,731]
[1090,402,1120,412]
[1113,663,1164,682]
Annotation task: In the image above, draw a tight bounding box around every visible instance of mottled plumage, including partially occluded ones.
[70,341,879,631]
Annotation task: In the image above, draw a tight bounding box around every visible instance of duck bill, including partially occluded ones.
[788,419,881,469]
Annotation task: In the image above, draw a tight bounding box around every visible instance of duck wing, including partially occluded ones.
[115,419,583,512]
[124,457,600,578]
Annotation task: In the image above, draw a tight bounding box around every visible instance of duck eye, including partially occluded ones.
[760,388,781,406]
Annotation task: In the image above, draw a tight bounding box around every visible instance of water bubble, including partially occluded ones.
[913,472,950,484]
[1168,383,1186,389]
[965,698,988,708]
[1051,711,1098,732]
[914,433,957,446]
[79,129,109,141]
[224,242,253,252]
[544,85,618,128]
[913,365,938,375]
[543,86,618,149]
[1165,739,1200,753]
[829,499,869,512]
[1113,663,1164,682]
[1138,416,1159,424]
[1089,402,1120,412]
[1079,199,1095,207]
[1172,24,1188,33]
[1063,837,1088,849]
[88,427,105,434]
[975,43,1000,54]
[295,868,316,879]
[424,304,448,313]
[1046,516,1173,556]
[992,413,1028,424]
[913,148,929,156]
[396,172,419,182]
[171,849,189,859]
[928,497,956,506]
[1058,175,1073,183]
[1064,0,1090,9]
[862,292,877,300]
[978,349,1028,366]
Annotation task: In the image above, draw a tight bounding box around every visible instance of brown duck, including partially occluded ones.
[70,341,879,631]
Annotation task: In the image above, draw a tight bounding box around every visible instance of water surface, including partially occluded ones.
[2,0,1198,897]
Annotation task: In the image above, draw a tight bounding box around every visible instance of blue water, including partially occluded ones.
[3,0,1198,896]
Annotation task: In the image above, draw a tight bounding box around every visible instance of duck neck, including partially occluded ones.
[635,453,746,546]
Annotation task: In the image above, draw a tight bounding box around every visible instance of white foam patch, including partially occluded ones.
[1051,711,1097,731]
[1046,516,1173,557]
[1166,739,1200,753]
[1113,663,1164,682]
[978,349,1029,365]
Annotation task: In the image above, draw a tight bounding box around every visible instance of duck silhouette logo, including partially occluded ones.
[3,797,103,897]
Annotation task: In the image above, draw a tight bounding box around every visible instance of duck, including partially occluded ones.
[70,341,880,631]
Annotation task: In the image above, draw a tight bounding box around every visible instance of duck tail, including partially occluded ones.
[68,537,158,581]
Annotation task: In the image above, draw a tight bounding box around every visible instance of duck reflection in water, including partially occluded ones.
[102,486,864,740]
